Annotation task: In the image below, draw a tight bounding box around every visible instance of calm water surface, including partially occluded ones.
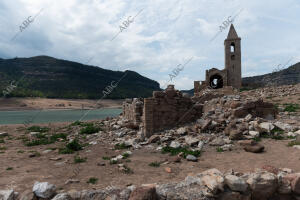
[0,109,122,125]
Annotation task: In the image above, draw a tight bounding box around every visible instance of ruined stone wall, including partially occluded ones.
[142,85,203,137]
[122,98,143,125]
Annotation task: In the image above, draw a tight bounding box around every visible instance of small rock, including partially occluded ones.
[197,141,204,151]
[293,145,300,150]
[50,157,62,161]
[32,182,56,199]
[244,114,252,122]
[229,130,243,140]
[184,136,199,147]
[165,167,172,173]
[244,144,264,153]
[97,162,106,166]
[0,190,14,200]
[65,179,80,185]
[186,155,197,162]
[0,132,8,137]
[89,141,97,145]
[259,122,274,133]
[52,193,72,200]
[249,131,260,137]
[148,135,160,143]
[210,137,225,146]
[42,149,52,154]
[170,141,181,148]
[176,127,187,135]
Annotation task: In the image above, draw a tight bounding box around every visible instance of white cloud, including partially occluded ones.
[0,0,299,90]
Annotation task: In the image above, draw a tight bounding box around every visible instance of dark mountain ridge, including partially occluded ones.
[0,56,160,99]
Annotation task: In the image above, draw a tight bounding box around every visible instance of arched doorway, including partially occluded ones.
[209,74,223,89]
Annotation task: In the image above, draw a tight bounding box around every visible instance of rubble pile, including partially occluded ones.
[4,167,300,200]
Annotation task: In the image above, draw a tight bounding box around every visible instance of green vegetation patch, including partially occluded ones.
[79,124,101,135]
[283,104,300,112]
[114,143,129,150]
[161,146,201,158]
[59,139,83,154]
[74,155,87,163]
[25,133,67,146]
[149,161,161,167]
[87,177,98,184]
[216,147,224,152]
[288,141,300,147]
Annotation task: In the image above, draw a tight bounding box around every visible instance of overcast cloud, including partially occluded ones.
[1,0,300,90]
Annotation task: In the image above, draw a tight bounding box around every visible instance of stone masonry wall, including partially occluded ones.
[122,98,143,125]
[142,85,203,137]
[122,85,203,138]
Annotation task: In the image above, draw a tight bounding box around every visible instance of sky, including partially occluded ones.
[1,0,300,90]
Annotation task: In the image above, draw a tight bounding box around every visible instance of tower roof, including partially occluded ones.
[227,24,239,39]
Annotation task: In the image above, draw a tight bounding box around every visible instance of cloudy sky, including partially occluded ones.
[1,0,300,90]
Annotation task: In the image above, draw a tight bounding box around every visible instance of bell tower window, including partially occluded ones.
[230,42,235,52]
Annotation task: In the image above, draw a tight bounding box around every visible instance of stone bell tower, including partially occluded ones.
[224,24,241,89]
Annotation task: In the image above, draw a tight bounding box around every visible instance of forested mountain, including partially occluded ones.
[0,56,160,99]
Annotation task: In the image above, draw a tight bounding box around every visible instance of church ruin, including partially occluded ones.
[194,24,242,95]
[123,24,246,137]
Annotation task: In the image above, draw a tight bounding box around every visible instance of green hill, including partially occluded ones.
[0,56,160,99]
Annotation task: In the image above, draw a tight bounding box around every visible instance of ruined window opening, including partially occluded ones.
[230,43,235,52]
[209,74,223,89]
[231,55,235,60]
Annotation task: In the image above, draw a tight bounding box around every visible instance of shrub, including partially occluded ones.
[87,177,98,184]
[114,143,129,150]
[122,152,130,159]
[216,147,224,152]
[59,139,83,154]
[74,155,87,163]
[149,162,160,167]
[79,125,101,134]
[66,139,83,151]
[102,156,111,160]
[27,126,50,133]
[284,104,299,112]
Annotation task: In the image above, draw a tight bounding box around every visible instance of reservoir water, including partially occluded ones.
[0,108,122,125]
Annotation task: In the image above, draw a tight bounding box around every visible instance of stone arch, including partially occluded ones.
[209,74,224,89]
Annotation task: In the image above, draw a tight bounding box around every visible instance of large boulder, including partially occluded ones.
[199,169,225,194]
[225,175,248,192]
[246,171,278,200]
[156,176,213,200]
[129,185,158,200]
[32,182,56,199]
[283,173,300,195]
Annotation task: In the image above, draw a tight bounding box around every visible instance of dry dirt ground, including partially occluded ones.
[0,86,299,194]
[0,98,123,111]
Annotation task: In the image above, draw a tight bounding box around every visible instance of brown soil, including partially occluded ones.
[0,123,299,194]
